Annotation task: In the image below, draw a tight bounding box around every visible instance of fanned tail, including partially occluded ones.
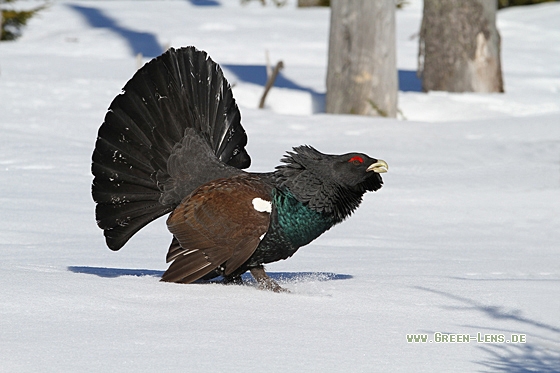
[92,47,250,251]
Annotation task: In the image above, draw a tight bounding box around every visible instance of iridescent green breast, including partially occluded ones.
[240,188,336,271]
[272,189,334,248]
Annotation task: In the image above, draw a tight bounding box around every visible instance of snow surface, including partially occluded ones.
[1,1,559,372]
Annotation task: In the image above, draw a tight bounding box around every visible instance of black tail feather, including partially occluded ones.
[92,46,250,251]
[101,202,174,251]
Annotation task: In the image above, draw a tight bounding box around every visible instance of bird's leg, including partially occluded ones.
[250,265,289,293]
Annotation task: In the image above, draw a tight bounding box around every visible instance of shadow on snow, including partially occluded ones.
[187,0,221,6]
[68,265,353,283]
[68,4,163,57]
[398,70,422,92]
[477,344,560,373]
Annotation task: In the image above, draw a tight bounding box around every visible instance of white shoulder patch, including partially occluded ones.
[252,197,272,213]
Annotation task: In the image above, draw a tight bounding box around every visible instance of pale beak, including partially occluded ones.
[366,159,388,173]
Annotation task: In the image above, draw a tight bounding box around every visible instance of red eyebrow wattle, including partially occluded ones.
[349,156,364,163]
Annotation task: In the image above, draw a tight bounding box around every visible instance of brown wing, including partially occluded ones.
[161,175,272,283]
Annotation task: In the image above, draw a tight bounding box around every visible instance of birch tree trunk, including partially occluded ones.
[326,0,397,117]
[419,0,504,93]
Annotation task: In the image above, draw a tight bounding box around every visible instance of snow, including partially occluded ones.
[1,1,559,372]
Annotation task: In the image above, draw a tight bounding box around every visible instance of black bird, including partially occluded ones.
[92,47,388,292]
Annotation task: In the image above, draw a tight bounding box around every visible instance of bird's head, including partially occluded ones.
[331,152,388,193]
[274,146,388,221]
[276,145,388,191]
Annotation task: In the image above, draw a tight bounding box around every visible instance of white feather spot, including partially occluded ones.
[252,198,272,213]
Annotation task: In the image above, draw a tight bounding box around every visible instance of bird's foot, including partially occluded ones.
[250,266,290,293]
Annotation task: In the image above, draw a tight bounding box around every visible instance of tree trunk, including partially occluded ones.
[326,0,397,117]
[419,0,504,93]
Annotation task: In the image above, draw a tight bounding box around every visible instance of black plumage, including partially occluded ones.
[92,46,388,291]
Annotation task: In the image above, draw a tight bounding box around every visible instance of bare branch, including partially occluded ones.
[258,60,284,109]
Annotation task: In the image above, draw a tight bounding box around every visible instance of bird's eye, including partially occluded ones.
[348,156,364,165]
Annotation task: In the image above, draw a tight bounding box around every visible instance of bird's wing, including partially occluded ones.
[162,175,272,283]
